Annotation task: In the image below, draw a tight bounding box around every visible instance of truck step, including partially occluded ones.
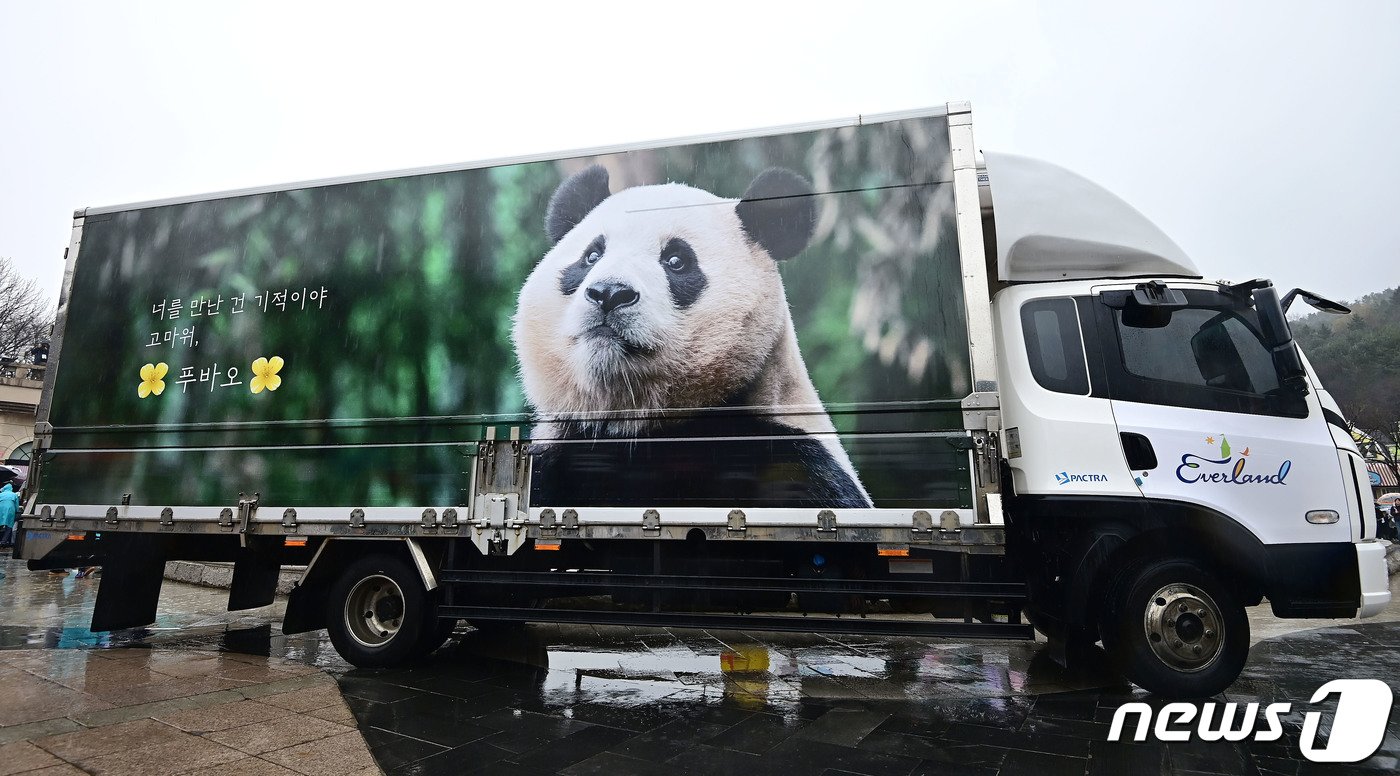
[439,605,1034,640]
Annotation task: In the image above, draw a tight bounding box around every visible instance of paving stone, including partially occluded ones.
[15,766,88,776]
[359,727,449,771]
[303,703,357,725]
[260,730,379,775]
[859,729,1009,769]
[764,736,924,776]
[256,686,347,713]
[1087,740,1167,776]
[70,689,245,728]
[508,724,637,772]
[792,708,889,748]
[699,710,801,755]
[558,751,674,776]
[155,699,296,734]
[998,748,1089,776]
[0,718,84,748]
[205,715,356,756]
[75,735,247,775]
[184,758,303,776]
[0,673,114,727]
[0,740,66,775]
[610,719,731,762]
[35,718,188,761]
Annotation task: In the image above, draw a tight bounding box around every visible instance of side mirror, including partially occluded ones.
[1281,288,1351,315]
[1252,285,1309,395]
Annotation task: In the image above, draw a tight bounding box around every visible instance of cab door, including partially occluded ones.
[1091,286,1351,546]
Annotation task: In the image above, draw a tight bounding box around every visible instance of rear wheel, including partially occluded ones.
[326,554,430,668]
[1105,558,1248,698]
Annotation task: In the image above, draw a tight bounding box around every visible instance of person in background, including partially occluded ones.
[0,482,18,547]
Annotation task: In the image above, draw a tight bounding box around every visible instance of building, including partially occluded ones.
[0,362,42,481]
[1369,460,1399,497]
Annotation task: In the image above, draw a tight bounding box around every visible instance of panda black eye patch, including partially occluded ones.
[659,238,707,309]
[559,235,605,295]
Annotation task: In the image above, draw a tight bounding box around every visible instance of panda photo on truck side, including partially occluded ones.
[513,164,873,508]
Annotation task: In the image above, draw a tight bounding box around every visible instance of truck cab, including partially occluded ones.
[983,152,1391,695]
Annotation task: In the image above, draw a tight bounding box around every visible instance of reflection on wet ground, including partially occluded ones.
[0,558,294,652]
[314,623,1400,775]
[0,558,1397,774]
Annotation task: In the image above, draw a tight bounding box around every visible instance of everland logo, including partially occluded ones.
[1108,679,1394,763]
[1175,434,1292,486]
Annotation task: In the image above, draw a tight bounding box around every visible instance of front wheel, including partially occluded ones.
[326,554,431,668]
[1106,558,1249,698]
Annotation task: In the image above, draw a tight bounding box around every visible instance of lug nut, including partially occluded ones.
[1174,640,1183,648]
[1197,609,1206,617]
[1193,645,1202,654]
[1205,630,1215,638]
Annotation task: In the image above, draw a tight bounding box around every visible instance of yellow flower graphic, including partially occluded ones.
[138,362,168,398]
[250,356,284,394]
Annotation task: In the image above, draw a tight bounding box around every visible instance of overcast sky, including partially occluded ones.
[3,1,1398,305]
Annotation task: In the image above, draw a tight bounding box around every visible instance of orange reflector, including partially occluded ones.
[66,533,85,541]
[534,540,562,551]
[876,546,910,557]
[284,538,307,547]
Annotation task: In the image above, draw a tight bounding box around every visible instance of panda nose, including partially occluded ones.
[585,281,640,315]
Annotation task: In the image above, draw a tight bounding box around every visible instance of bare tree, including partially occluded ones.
[0,257,54,362]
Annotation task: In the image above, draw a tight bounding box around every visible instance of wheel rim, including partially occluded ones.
[344,574,406,648]
[1142,582,1224,672]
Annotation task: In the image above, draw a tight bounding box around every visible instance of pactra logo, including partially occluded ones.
[1056,471,1108,485]
[1176,434,1292,486]
[1108,679,1393,763]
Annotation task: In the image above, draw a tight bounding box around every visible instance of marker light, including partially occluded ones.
[534,540,562,551]
[1305,510,1340,524]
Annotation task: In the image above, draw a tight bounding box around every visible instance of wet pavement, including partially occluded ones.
[0,557,1397,774]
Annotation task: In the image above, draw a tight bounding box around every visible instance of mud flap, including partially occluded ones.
[282,579,328,635]
[228,537,282,611]
[91,535,167,632]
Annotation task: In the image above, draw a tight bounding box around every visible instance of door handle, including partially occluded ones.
[1120,433,1158,471]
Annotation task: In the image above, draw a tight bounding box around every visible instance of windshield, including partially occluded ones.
[1100,289,1308,418]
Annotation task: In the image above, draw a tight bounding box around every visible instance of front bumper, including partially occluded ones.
[1356,541,1391,618]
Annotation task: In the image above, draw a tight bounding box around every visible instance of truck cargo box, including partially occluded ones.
[32,106,996,541]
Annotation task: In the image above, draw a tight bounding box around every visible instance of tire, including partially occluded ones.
[325,553,431,669]
[1105,557,1248,699]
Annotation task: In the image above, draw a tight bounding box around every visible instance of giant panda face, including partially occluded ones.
[514,166,816,429]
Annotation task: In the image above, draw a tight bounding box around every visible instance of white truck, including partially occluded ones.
[18,102,1390,698]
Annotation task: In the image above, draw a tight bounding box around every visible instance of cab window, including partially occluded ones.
[1021,297,1090,395]
[1098,289,1305,417]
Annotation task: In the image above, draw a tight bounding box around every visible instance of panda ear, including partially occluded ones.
[545,165,611,244]
[735,168,816,261]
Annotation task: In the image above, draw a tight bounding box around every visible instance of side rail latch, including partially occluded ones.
[236,491,260,547]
